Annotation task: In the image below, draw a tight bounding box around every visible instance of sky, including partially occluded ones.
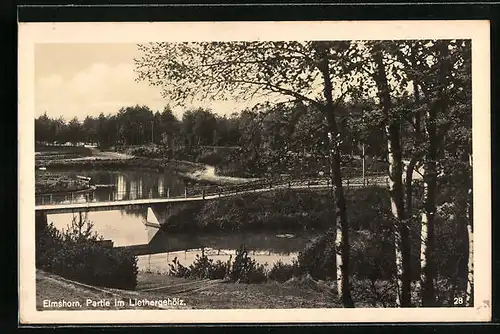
[35,43,256,121]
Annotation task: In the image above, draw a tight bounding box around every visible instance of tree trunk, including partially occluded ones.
[405,78,422,216]
[419,42,450,307]
[419,161,436,306]
[465,154,474,306]
[327,130,353,307]
[372,44,411,307]
[317,47,353,307]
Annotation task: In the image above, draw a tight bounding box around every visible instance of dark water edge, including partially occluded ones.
[119,230,321,256]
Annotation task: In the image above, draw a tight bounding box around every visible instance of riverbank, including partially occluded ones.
[35,172,92,195]
[35,146,258,190]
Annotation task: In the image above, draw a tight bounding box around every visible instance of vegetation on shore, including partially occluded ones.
[36,155,203,173]
[158,186,469,306]
[36,184,469,307]
[35,172,91,194]
[36,212,138,290]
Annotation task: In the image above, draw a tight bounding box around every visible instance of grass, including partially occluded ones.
[36,269,340,310]
[35,171,90,194]
[35,144,93,156]
[35,156,204,175]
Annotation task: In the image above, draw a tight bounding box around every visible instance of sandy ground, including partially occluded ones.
[185,165,260,184]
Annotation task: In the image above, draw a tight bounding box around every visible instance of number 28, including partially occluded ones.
[454,297,464,305]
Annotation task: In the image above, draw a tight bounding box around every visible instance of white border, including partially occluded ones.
[18,20,491,324]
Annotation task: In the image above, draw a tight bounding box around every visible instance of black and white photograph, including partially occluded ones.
[18,21,491,324]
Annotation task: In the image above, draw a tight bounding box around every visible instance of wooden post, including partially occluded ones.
[184,187,187,198]
[71,192,74,203]
[49,194,53,203]
[347,179,350,190]
[202,188,205,200]
[167,188,170,198]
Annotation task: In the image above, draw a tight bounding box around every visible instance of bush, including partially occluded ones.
[168,245,267,284]
[297,229,398,281]
[268,259,300,283]
[350,277,397,308]
[297,230,337,280]
[230,245,267,283]
[168,253,228,280]
[195,189,333,232]
[36,213,138,290]
[127,144,165,158]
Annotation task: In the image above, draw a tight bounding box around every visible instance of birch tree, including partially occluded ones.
[135,41,359,307]
[401,40,472,306]
[362,41,413,307]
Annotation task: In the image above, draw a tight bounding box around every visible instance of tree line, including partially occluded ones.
[35,100,386,169]
[35,106,238,149]
[134,39,473,307]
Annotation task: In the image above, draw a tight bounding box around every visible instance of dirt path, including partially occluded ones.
[69,147,134,161]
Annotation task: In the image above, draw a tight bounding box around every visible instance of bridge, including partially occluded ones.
[35,175,389,214]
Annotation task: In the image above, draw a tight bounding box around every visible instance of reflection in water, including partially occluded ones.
[46,208,317,273]
[47,210,150,247]
[138,248,299,274]
[41,169,317,274]
[117,174,126,200]
[36,169,187,205]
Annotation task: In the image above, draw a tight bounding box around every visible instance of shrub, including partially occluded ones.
[297,230,337,280]
[168,245,267,284]
[230,245,267,283]
[168,257,190,278]
[36,213,138,290]
[268,259,300,283]
[127,144,165,158]
[296,227,397,281]
[168,253,228,280]
[350,277,397,308]
[195,189,333,232]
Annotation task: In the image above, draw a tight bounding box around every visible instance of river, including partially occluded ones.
[44,169,316,272]
[38,169,188,204]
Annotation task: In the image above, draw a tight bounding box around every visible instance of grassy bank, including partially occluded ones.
[35,171,91,194]
[36,269,340,310]
[162,187,390,233]
[35,144,93,156]
[35,156,204,174]
[113,144,388,179]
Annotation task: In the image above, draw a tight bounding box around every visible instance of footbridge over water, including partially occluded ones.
[35,175,388,214]
[35,175,389,241]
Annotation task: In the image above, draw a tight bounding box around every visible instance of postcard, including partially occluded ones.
[18,20,491,324]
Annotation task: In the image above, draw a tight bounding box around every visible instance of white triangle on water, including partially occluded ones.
[146,207,161,228]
